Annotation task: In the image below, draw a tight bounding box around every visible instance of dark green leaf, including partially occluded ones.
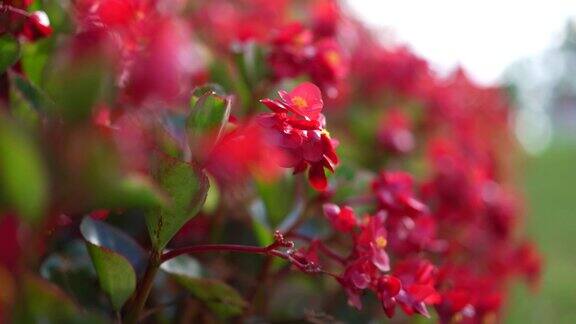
[11,73,51,112]
[80,217,142,310]
[80,217,147,274]
[0,116,48,222]
[160,255,246,317]
[0,35,20,73]
[13,274,106,323]
[99,174,166,212]
[172,274,247,318]
[146,157,209,250]
[84,242,136,310]
[40,240,102,308]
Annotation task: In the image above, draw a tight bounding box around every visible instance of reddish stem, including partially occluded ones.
[1,4,33,18]
[160,244,285,262]
[160,241,331,276]
[289,233,347,265]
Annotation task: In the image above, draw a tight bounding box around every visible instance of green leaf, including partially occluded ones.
[85,242,136,310]
[44,55,113,122]
[80,217,141,310]
[99,174,166,212]
[160,255,246,317]
[11,73,51,112]
[80,217,147,274]
[0,35,20,73]
[40,240,102,308]
[187,90,232,143]
[146,157,209,250]
[233,42,269,89]
[172,274,247,318]
[202,175,220,214]
[248,199,273,246]
[13,274,106,324]
[255,175,295,226]
[0,116,48,222]
[21,41,51,86]
[160,255,202,277]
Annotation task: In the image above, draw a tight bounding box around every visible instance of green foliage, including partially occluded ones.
[80,217,147,272]
[98,174,165,212]
[44,55,113,122]
[0,35,20,73]
[11,73,51,112]
[14,274,105,323]
[21,40,52,86]
[249,199,274,246]
[81,217,139,310]
[40,240,102,308]
[85,242,136,310]
[161,255,247,318]
[255,175,295,226]
[174,275,247,317]
[0,116,48,222]
[146,157,209,250]
[188,88,232,145]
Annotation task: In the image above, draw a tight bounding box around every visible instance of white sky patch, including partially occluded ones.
[346,0,576,85]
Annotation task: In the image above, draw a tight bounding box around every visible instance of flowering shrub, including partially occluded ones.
[0,0,541,323]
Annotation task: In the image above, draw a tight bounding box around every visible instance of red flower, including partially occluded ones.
[308,38,348,92]
[21,11,52,41]
[267,24,348,93]
[393,258,440,318]
[259,82,338,191]
[0,1,52,42]
[372,171,428,219]
[122,20,194,106]
[205,123,283,186]
[377,275,402,317]
[377,108,415,155]
[323,203,357,232]
[514,241,542,288]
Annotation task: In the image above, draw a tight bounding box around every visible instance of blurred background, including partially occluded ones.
[348,1,576,323]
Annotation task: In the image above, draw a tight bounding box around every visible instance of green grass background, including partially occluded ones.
[506,141,576,323]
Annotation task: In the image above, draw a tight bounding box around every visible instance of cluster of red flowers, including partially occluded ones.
[74,0,197,106]
[258,82,339,190]
[323,172,439,318]
[267,23,347,94]
[0,0,542,322]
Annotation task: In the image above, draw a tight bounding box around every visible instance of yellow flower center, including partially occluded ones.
[291,96,308,109]
[325,50,341,66]
[375,236,387,249]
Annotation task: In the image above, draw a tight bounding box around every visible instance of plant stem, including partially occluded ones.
[289,233,347,265]
[125,250,162,324]
[0,4,33,18]
[160,244,286,263]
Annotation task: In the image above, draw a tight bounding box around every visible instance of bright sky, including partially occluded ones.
[347,0,576,85]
